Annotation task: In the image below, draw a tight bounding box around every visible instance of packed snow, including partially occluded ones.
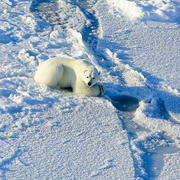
[0,0,180,179]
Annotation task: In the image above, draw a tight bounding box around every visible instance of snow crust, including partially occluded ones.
[0,0,180,179]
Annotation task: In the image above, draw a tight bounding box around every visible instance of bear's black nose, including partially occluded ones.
[88,82,92,86]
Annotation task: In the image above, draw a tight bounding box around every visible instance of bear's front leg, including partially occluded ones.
[74,83,104,97]
[98,84,105,96]
[89,83,104,96]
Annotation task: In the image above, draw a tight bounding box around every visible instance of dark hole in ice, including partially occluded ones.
[111,95,139,112]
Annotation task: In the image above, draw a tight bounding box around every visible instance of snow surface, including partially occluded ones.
[0,0,180,179]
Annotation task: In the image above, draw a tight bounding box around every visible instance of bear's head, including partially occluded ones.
[81,67,100,87]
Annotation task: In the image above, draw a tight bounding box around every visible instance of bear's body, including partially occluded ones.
[34,57,104,96]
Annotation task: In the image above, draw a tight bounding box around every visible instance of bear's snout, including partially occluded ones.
[88,82,92,86]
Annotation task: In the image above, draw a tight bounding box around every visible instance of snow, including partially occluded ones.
[106,0,180,22]
[0,0,180,179]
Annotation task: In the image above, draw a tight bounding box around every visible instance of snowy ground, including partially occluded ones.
[0,0,180,179]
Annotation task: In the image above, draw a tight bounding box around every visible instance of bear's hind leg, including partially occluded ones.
[34,61,64,88]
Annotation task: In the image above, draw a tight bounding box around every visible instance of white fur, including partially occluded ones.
[34,57,104,96]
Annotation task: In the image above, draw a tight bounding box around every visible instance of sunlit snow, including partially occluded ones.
[0,0,180,179]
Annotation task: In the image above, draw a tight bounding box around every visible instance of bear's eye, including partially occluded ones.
[93,77,95,79]
[87,76,89,78]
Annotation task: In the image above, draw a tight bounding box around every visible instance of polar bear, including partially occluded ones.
[34,57,104,96]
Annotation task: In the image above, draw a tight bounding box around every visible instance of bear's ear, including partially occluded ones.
[84,70,88,74]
